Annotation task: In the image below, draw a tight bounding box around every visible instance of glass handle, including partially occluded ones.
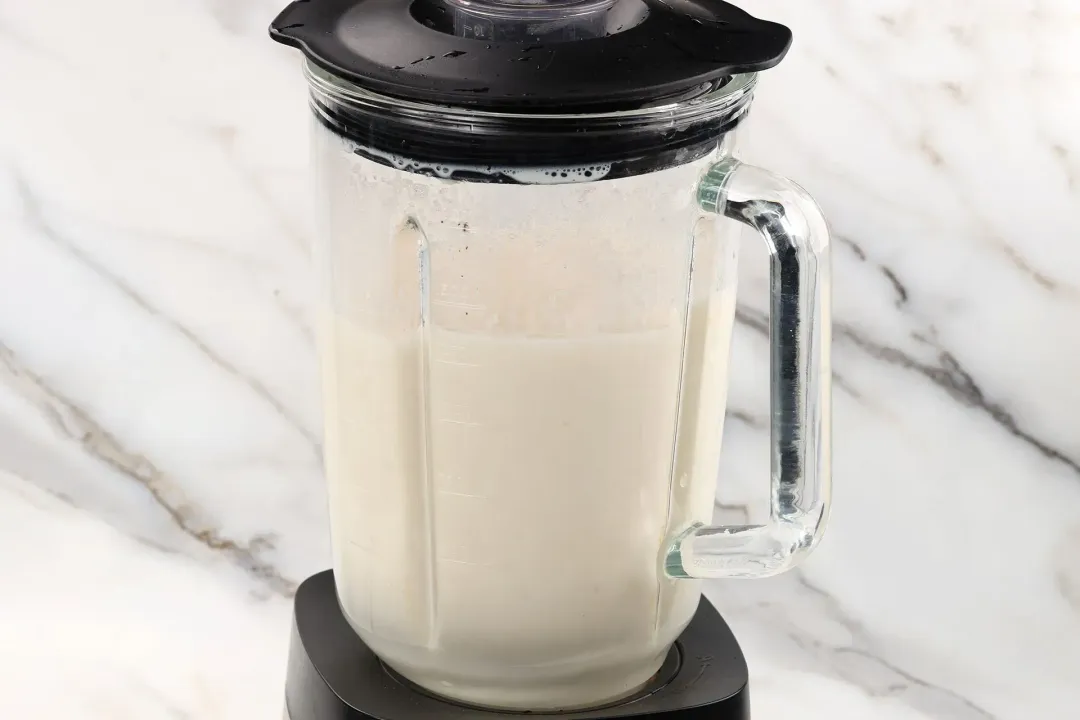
[666,157,832,579]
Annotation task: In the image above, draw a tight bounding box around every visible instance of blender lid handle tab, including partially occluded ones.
[666,157,833,580]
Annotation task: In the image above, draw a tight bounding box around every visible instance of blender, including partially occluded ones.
[269,0,832,717]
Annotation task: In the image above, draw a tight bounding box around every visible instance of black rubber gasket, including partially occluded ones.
[309,83,750,181]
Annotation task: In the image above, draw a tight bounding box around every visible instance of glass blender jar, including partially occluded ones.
[272,0,831,713]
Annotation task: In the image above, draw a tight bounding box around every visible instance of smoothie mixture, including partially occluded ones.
[319,294,733,709]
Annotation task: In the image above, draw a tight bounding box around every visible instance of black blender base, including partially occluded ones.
[285,571,750,720]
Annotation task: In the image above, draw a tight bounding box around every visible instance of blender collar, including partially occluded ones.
[269,0,792,111]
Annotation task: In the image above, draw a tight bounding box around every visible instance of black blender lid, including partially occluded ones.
[269,0,791,111]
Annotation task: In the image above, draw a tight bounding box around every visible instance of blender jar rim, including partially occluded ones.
[304,60,758,128]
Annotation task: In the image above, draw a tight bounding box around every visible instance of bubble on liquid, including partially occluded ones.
[502,164,611,184]
[356,143,612,185]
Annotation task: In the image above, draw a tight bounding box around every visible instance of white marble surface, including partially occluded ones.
[1,0,1078,718]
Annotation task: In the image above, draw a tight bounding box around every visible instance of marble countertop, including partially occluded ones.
[1,0,1078,718]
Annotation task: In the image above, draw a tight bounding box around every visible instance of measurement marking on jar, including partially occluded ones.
[437,557,494,567]
[434,359,481,367]
[436,280,482,299]
[434,343,480,366]
[432,299,486,311]
[436,403,480,426]
[437,490,489,499]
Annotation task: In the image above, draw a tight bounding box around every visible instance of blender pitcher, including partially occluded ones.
[272,0,831,711]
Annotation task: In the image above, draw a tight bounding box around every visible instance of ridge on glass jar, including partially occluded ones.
[307,63,831,712]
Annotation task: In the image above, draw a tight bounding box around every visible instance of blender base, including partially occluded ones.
[285,571,751,719]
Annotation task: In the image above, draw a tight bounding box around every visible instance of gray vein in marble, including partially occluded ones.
[728,408,765,429]
[836,235,909,308]
[273,287,316,347]
[79,208,286,272]
[0,341,296,595]
[728,557,1000,717]
[1,468,76,514]
[202,0,283,37]
[13,172,320,451]
[812,51,1067,296]
[0,467,176,555]
[790,570,867,635]
[787,574,999,720]
[911,127,1065,296]
[95,218,315,348]
[201,0,251,35]
[837,648,998,719]
[999,242,1058,292]
[99,215,315,349]
[208,132,316,344]
[941,81,968,104]
[836,321,1080,477]
[0,19,69,69]
[1050,144,1079,192]
[879,267,909,307]
[916,134,945,168]
[134,680,194,720]
[837,234,868,262]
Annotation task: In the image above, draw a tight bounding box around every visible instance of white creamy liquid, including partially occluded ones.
[319,293,734,710]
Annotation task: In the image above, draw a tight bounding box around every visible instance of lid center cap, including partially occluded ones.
[443,0,620,41]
